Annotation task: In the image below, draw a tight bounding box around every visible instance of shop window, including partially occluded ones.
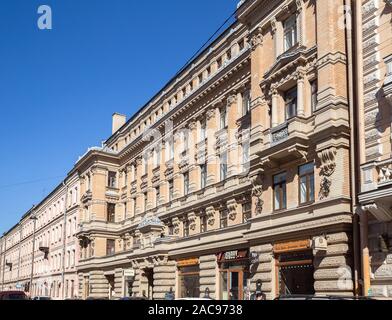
[285,87,297,120]
[299,163,315,205]
[178,264,200,299]
[274,172,287,211]
[108,171,117,188]
[284,15,297,52]
[107,203,116,223]
[277,251,315,296]
[106,239,115,256]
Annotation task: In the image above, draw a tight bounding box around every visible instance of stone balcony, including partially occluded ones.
[360,158,392,222]
[258,116,313,166]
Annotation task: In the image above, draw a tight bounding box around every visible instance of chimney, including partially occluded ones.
[112,113,126,134]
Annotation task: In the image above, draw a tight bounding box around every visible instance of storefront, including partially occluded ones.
[218,249,250,300]
[177,258,200,298]
[274,240,315,296]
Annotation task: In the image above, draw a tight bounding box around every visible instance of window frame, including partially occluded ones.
[298,162,315,205]
[273,172,287,212]
[285,87,298,121]
[283,15,298,52]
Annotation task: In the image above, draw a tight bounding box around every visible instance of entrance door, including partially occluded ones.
[142,268,154,300]
[221,270,247,300]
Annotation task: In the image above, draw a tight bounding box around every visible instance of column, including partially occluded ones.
[296,71,305,117]
[271,89,279,127]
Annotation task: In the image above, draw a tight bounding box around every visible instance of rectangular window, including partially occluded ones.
[220,152,228,181]
[107,203,116,223]
[220,108,227,129]
[242,143,250,173]
[183,219,190,237]
[299,163,315,204]
[285,87,298,120]
[155,187,160,208]
[220,209,228,229]
[242,202,252,222]
[200,212,208,233]
[311,80,318,112]
[284,15,297,51]
[274,172,287,211]
[200,164,207,189]
[168,180,174,202]
[200,120,206,141]
[242,91,251,116]
[144,192,148,212]
[184,172,189,196]
[108,171,117,188]
[106,239,115,256]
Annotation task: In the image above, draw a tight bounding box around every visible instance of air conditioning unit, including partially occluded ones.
[312,236,328,253]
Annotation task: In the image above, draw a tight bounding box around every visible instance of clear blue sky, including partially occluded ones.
[0,0,239,234]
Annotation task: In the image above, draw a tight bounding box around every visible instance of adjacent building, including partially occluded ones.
[357,0,392,298]
[1,0,392,300]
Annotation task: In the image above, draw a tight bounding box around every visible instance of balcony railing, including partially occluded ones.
[377,159,392,186]
[271,123,289,145]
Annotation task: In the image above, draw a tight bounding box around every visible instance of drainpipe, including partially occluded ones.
[344,0,361,296]
[61,181,69,300]
[353,0,371,296]
[16,223,22,290]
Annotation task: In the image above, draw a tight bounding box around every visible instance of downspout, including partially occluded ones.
[353,0,371,296]
[344,0,360,296]
[61,181,69,300]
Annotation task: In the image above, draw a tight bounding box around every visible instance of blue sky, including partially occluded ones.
[0,0,239,234]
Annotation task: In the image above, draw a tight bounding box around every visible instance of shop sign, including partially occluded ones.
[123,269,135,277]
[218,250,249,262]
[177,258,199,267]
[274,239,311,254]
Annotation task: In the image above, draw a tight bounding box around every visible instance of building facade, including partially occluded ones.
[0,174,80,299]
[357,0,392,298]
[1,0,392,300]
[74,0,355,300]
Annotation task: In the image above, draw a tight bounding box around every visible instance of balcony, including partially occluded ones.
[360,158,392,222]
[39,241,49,259]
[258,117,313,166]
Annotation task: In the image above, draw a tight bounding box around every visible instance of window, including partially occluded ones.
[220,209,228,229]
[143,155,148,175]
[220,152,228,181]
[284,15,297,51]
[220,108,227,129]
[200,164,207,189]
[155,187,160,208]
[154,147,161,168]
[167,139,174,160]
[184,172,189,196]
[200,212,208,233]
[108,171,117,188]
[133,199,137,216]
[242,202,252,222]
[144,192,148,212]
[168,180,174,202]
[242,143,250,173]
[106,239,115,256]
[274,173,287,211]
[311,80,318,112]
[285,87,298,120]
[242,91,251,116]
[107,203,116,223]
[200,120,206,141]
[183,219,190,237]
[183,131,189,152]
[299,163,315,204]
